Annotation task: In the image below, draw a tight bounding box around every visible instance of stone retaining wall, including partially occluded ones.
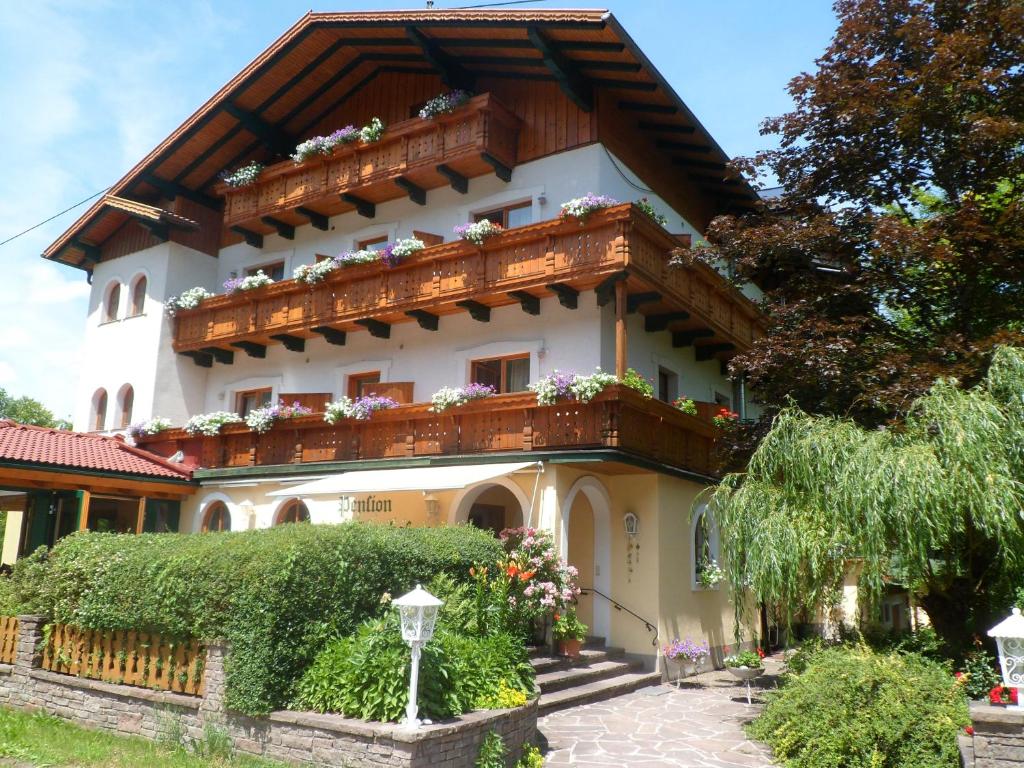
[964,702,1024,767]
[0,616,537,768]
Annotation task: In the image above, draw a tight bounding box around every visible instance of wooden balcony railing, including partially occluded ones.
[174,204,762,358]
[136,386,721,478]
[218,93,520,232]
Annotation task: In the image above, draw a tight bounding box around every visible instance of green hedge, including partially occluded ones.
[5,523,503,715]
[750,645,969,768]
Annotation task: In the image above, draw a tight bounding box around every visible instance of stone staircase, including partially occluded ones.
[532,638,662,714]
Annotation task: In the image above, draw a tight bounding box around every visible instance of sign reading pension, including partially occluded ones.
[339,495,394,516]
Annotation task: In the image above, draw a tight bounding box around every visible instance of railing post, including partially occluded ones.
[602,399,620,448]
[522,407,534,451]
[544,235,556,277]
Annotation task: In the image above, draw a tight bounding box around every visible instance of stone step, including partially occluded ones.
[536,659,642,694]
[538,670,663,715]
[529,647,624,673]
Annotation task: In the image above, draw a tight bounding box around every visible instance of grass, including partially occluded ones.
[0,707,283,767]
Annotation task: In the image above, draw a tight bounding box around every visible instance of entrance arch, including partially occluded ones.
[561,476,612,641]
[450,478,530,534]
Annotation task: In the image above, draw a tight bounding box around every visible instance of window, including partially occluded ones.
[202,501,231,532]
[471,354,530,394]
[118,385,134,429]
[347,371,382,399]
[357,235,389,252]
[275,499,310,525]
[714,391,732,409]
[246,262,285,281]
[103,283,120,323]
[92,389,108,432]
[692,504,720,590]
[657,367,678,403]
[128,276,147,316]
[236,388,273,417]
[473,201,531,230]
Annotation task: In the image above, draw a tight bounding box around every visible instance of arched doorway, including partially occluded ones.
[452,480,528,535]
[201,501,231,532]
[274,498,310,525]
[561,476,612,640]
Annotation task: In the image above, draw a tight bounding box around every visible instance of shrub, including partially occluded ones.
[750,645,969,768]
[476,731,506,768]
[5,523,503,716]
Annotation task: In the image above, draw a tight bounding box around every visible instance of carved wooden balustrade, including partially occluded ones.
[218,93,520,232]
[173,204,762,357]
[136,386,721,478]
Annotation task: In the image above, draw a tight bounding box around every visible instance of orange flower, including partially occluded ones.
[506,563,519,578]
[469,566,476,577]
[519,570,536,581]
[554,613,561,622]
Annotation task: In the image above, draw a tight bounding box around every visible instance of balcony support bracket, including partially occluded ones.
[405,310,439,331]
[230,226,263,249]
[395,176,427,206]
[644,311,690,332]
[341,193,375,218]
[436,164,468,194]
[355,318,391,339]
[311,326,347,346]
[295,207,329,231]
[201,347,234,365]
[455,300,491,323]
[481,152,512,182]
[72,239,101,264]
[269,334,305,353]
[696,342,736,361]
[261,216,295,240]
[627,291,661,314]
[673,329,715,348]
[546,283,579,309]
[181,350,213,368]
[595,271,629,307]
[230,341,267,358]
[508,290,540,316]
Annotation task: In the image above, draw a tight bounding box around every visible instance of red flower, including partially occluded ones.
[553,613,561,622]
[757,647,766,659]
[1013,687,1019,705]
[506,564,519,578]
[955,671,964,679]
[965,726,975,736]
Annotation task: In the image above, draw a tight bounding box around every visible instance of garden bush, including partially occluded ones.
[3,523,502,715]
[752,645,968,768]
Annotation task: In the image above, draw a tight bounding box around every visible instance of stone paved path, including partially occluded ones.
[537,661,781,767]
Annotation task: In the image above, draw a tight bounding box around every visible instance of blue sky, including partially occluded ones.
[0,0,837,420]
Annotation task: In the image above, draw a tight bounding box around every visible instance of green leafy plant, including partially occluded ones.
[751,646,969,768]
[673,395,698,416]
[518,744,544,767]
[634,197,667,227]
[476,731,506,768]
[724,649,763,669]
[552,610,587,641]
[960,646,1002,701]
[620,368,654,398]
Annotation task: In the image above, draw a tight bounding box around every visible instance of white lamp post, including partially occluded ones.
[988,607,1024,710]
[393,584,444,728]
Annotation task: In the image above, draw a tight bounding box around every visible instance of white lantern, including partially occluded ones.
[988,607,1024,709]
[392,584,444,728]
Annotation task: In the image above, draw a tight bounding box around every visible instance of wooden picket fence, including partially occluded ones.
[41,623,205,696]
[0,616,17,664]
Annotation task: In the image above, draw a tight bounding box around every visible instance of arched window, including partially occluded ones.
[275,499,310,525]
[104,283,121,323]
[692,504,721,590]
[93,389,108,431]
[117,385,134,429]
[202,501,231,532]
[129,275,147,316]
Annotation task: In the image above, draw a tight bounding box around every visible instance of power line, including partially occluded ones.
[448,0,545,9]
[0,187,110,250]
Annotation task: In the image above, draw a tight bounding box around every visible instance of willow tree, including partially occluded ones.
[710,346,1024,653]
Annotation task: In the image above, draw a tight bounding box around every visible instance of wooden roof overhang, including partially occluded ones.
[43,9,757,271]
[0,462,195,500]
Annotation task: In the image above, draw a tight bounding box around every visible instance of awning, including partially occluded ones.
[267,461,540,497]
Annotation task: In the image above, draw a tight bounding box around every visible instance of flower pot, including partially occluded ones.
[664,657,698,686]
[558,638,583,660]
[727,666,764,681]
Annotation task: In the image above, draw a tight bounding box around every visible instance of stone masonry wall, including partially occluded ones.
[0,616,537,768]
[967,703,1024,768]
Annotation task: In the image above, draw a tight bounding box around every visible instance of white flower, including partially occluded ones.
[324,398,354,425]
[293,259,338,285]
[359,117,385,143]
[165,287,214,316]
[184,411,243,437]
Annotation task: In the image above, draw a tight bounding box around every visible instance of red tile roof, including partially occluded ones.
[0,421,191,481]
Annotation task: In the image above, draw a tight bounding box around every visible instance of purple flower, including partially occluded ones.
[223,276,244,293]
[349,395,399,420]
[462,382,497,399]
[379,243,399,269]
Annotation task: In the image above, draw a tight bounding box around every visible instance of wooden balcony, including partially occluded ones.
[174,204,763,363]
[135,386,721,478]
[218,93,520,237]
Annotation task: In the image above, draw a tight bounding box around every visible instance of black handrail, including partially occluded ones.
[579,587,659,647]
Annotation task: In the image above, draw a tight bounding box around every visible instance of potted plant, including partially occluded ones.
[662,638,709,685]
[724,648,765,679]
[553,610,588,660]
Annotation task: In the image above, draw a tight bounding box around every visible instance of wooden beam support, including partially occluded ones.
[141,174,223,211]
[508,290,540,316]
[311,326,347,345]
[222,101,295,157]
[269,334,305,352]
[595,270,629,307]
[78,490,91,531]
[395,176,427,206]
[201,347,234,365]
[546,283,579,309]
[230,226,263,248]
[260,216,295,240]
[657,140,713,154]
[295,207,329,231]
[230,341,266,358]
[354,318,391,339]
[619,101,677,114]
[672,157,728,171]
[436,164,468,194]
[135,496,146,535]
[141,221,169,242]
[696,343,736,361]
[638,121,696,134]
[615,280,628,379]
[481,152,512,182]
[181,350,213,368]
[72,239,101,263]
[406,26,475,90]
[527,26,593,112]
[455,300,491,323]
[341,193,376,218]
[644,311,690,332]
[594,78,657,92]
[626,291,661,314]
[405,309,439,331]
[672,329,715,348]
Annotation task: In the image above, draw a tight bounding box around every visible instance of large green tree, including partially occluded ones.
[710,347,1024,653]
[0,388,70,430]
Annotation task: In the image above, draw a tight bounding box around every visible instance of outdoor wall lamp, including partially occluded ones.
[623,511,639,537]
[988,607,1024,710]
[393,584,444,728]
